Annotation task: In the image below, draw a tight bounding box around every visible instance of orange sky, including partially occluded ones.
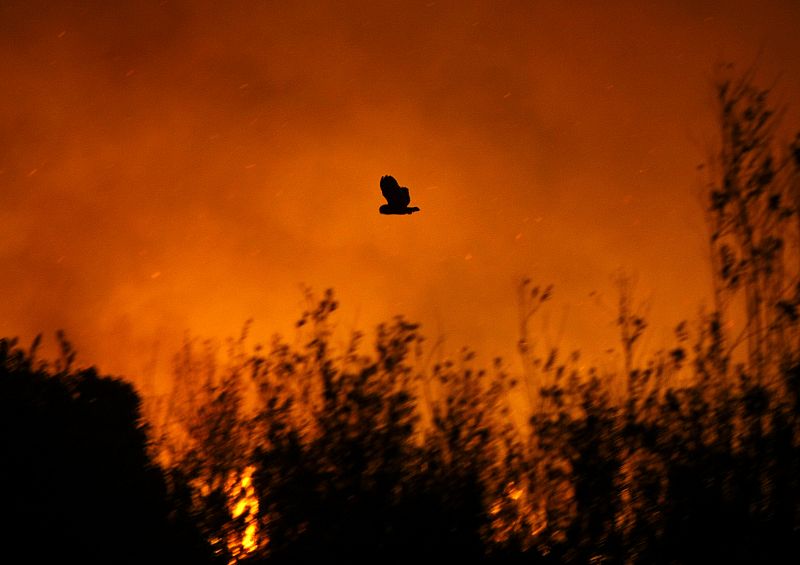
[2,1,800,389]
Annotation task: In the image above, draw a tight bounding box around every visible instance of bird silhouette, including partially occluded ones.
[379,175,420,215]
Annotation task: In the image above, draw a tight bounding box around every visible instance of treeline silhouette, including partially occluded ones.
[4,65,800,564]
[0,332,211,564]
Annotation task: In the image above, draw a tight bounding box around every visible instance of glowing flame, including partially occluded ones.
[225,465,261,563]
[489,481,548,548]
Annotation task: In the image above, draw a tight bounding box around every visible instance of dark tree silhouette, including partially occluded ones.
[0,335,213,565]
[379,175,420,215]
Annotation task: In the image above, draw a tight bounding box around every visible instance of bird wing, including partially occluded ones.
[380,175,401,206]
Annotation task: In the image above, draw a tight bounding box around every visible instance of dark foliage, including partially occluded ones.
[0,335,213,565]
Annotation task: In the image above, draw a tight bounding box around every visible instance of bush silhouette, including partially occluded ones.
[0,334,213,564]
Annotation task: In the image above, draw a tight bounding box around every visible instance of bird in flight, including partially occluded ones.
[379,175,420,215]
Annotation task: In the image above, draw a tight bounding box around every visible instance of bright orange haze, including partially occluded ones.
[2,1,800,392]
